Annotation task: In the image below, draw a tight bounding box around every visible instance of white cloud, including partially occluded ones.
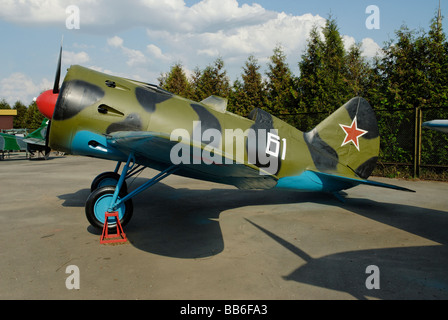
[107,36,124,48]
[107,36,147,67]
[147,44,170,61]
[0,0,67,24]
[63,51,90,65]
[0,0,275,33]
[0,0,383,102]
[343,36,383,59]
[145,11,327,80]
[0,73,52,105]
[360,38,383,58]
[343,35,357,51]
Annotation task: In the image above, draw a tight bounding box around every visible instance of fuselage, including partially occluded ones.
[49,66,316,182]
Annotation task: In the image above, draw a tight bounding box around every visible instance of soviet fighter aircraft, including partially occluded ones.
[35,44,413,230]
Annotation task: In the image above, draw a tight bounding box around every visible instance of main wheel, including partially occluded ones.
[85,186,133,230]
[90,171,127,193]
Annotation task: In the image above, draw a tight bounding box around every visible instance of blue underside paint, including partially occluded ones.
[275,170,413,193]
[275,171,354,192]
[71,130,127,161]
[94,194,126,225]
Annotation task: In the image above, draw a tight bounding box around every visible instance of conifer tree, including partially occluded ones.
[265,46,298,122]
[297,25,325,130]
[230,55,266,116]
[158,62,192,99]
[320,16,349,111]
[13,101,27,129]
[345,43,371,97]
[191,57,231,102]
[0,98,11,109]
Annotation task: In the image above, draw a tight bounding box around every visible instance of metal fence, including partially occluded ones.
[276,107,448,180]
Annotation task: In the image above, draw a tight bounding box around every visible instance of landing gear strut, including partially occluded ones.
[85,153,179,230]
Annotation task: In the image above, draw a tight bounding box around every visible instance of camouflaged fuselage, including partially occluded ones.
[49,65,381,191]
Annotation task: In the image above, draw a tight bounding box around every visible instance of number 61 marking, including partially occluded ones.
[266,132,286,160]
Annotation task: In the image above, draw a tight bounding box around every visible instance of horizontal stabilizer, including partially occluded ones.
[313,171,414,192]
[276,170,414,193]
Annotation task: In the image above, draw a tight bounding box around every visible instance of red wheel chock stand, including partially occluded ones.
[100,212,127,244]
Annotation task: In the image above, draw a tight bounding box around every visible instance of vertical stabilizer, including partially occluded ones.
[303,97,380,179]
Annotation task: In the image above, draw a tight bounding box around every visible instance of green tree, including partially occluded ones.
[13,101,27,129]
[158,62,193,99]
[367,11,448,166]
[345,43,371,97]
[0,98,11,109]
[265,45,298,123]
[297,25,324,130]
[191,57,231,102]
[298,16,372,131]
[229,55,266,116]
[24,102,44,131]
[320,16,349,110]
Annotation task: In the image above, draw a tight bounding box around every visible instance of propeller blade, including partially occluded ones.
[45,119,52,153]
[53,37,63,94]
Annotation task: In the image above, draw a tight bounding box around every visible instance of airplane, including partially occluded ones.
[23,119,51,158]
[0,131,27,159]
[422,119,448,133]
[35,44,414,231]
[0,119,49,159]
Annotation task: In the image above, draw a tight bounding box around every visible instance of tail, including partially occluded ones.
[303,97,380,179]
[276,97,414,193]
[25,119,49,141]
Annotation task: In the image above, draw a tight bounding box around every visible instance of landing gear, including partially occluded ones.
[90,171,127,192]
[85,185,133,230]
[85,153,179,230]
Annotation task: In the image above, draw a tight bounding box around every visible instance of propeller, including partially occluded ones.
[36,37,63,153]
[53,39,63,94]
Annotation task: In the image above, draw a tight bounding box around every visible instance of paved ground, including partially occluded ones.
[1,153,447,300]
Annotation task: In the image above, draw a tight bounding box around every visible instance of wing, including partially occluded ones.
[0,133,27,151]
[107,131,277,190]
[23,137,46,146]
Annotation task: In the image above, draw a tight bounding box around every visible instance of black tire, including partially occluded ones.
[85,186,133,230]
[90,171,127,193]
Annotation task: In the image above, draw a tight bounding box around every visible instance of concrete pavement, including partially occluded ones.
[0,153,447,300]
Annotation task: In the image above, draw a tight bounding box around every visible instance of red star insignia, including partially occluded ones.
[339,116,368,151]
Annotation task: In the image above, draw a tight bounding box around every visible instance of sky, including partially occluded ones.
[0,0,445,105]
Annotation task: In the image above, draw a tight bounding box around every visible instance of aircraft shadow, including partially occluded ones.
[58,178,334,259]
[247,219,448,299]
[58,178,448,299]
[244,197,448,299]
